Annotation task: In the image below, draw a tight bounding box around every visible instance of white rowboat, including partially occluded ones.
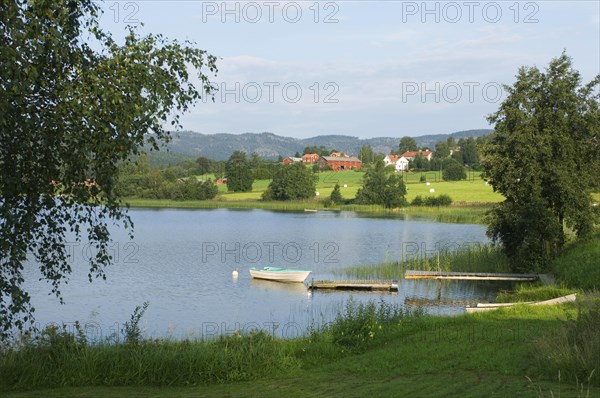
[249,267,311,283]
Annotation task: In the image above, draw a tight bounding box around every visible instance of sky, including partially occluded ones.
[97,1,600,139]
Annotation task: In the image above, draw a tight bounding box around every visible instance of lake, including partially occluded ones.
[22,208,502,341]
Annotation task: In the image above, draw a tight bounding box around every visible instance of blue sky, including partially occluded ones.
[98,1,600,138]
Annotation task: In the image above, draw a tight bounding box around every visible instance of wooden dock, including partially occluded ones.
[309,280,398,292]
[404,270,539,281]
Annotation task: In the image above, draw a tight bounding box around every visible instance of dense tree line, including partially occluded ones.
[116,155,218,200]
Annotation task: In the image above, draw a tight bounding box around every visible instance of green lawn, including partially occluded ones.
[207,170,504,204]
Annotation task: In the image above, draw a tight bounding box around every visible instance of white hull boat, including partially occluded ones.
[249,267,311,283]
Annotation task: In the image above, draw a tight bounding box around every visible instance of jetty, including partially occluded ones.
[404,270,540,281]
[309,279,398,292]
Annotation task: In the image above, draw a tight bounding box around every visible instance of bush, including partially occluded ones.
[442,159,466,181]
[419,175,426,182]
[411,194,452,206]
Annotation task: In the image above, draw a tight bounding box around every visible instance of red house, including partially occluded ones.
[319,156,362,171]
[302,153,320,164]
[401,150,433,161]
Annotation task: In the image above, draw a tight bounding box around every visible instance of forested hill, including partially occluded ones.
[156,129,492,160]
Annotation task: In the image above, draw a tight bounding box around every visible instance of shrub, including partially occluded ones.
[411,194,452,206]
[442,159,466,181]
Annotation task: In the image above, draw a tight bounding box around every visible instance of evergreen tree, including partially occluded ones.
[330,184,343,204]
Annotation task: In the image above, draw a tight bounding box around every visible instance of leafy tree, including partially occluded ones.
[263,163,317,200]
[459,137,480,167]
[225,151,253,192]
[413,154,431,171]
[383,175,408,208]
[0,0,217,337]
[303,146,331,156]
[442,159,467,181]
[358,145,375,164]
[355,161,407,208]
[196,156,213,175]
[483,53,600,271]
[330,184,343,204]
[398,136,418,154]
[294,152,301,158]
[446,135,457,149]
[434,141,450,158]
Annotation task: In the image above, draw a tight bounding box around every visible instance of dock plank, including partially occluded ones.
[309,280,398,292]
[404,270,539,281]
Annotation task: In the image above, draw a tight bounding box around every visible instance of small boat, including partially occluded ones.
[249,267,311,283]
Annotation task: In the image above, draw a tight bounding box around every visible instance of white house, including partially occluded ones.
[383,154,410,172]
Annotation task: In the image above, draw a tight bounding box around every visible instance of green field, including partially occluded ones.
[203,170,504,204]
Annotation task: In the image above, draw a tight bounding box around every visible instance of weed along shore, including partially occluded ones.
[1,234,599,397]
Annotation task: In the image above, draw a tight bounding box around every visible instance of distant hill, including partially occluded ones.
[152,129,492,161]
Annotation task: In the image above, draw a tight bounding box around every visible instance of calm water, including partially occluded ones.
[23,208,504,340]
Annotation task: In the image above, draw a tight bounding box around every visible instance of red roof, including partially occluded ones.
[401,150,432,158]
[387,155,400,163]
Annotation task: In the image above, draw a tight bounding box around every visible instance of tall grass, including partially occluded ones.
[315,299,422,350]
[339,244,511,279]
[0,300,417,391]
[533,294,600,387]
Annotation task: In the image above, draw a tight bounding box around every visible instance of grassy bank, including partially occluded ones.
[2,302,598,397]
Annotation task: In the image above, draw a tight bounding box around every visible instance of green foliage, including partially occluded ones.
[263,163,317,201]
[330,184,343,204]
[398,136,418,153]
[483,53,599,272]
[411,194,453,206]
[122,302,149,346]
[196,156,213,175]
[0,0,217,338]
[324,300,418,349]
[303,146,331,156]
[355,161,407,208]
[434,141,450,158]
[358,145,375,164]
[225,151,254,192]
[442,159,467,181]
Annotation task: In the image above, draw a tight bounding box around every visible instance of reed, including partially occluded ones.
[338,244,511,279]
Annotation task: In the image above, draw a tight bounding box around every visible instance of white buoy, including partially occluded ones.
[232,270,238,278]
[429,188,435,193]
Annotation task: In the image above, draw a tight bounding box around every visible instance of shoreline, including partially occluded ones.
[123,198,492,224]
